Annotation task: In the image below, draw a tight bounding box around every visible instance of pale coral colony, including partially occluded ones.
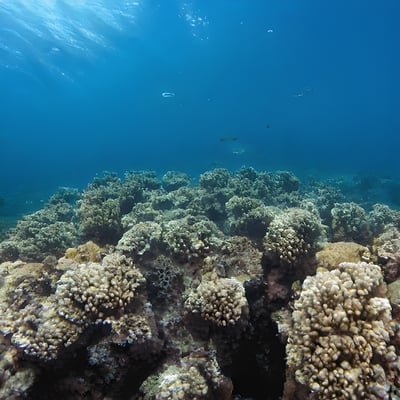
[1,168,400,399]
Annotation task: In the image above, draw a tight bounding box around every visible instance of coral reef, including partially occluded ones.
[316,241,371,269]
[154,364,209,399]
[56,253,145,324]
[286,262,396,400]
[77,171,160,245]
[1,167,400,399]
[116,221,162,257]
[143,255,184,311]
[162,216,224,261]
[140,351,233,400]
[199,168,231,191]
[0,199,78,262]
[373,226,400,282]
[162,171,191,192]
[8,301,81,361]
[368,203,400,235]
[226,196,275,238]
[0,260,74,361]
[0,253,148,362]
[263,207,326,267]
[64,240,102,263]
[303,181,345,226]
[0,333,36,400]
[331,202,371,244]
[77,173,125,244]
[185,277,248,327]
[203,235,263,280]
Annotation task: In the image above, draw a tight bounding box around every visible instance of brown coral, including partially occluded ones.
[56,253,145,323]
[185,277,248,327]
[286,262,396,400]
[316,241,371,269]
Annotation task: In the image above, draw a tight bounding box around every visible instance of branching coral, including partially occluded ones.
[202,236,263,280]
[225,196,276,238]
[140,351,232,400]
[121,202,161,230]
[2,167,400,398]
[156,364,208,399]
[331,202,371,244]
[373,226,400,282]
[56,253,145,324]
[117,221,162,257]
[77,171,160,245]
[162,171,191,192]
[77,174,123,245]
[199,169,231,191]
[0,333,36,399]
[368,204,400,236]
[0,260,80,361]
[104,313,153,346]
[185,277,248,327]
[0,202,77,262]
[304,182,344,226]
[263,207,325,266]
[286,262,397,400]
[0,253,147,361]
[8,300,82,360]
[162,216,223,261]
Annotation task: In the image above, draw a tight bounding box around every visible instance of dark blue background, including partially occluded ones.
[1,0,399,204]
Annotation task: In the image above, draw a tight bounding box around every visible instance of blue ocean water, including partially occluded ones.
[1,0,399,219]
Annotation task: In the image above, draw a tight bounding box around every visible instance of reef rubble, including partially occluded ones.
[0,167,400,400]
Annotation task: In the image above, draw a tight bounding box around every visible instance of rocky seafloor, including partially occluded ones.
[1,167,400,400]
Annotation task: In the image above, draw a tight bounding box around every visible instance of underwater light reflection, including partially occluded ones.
[0,0,141,78]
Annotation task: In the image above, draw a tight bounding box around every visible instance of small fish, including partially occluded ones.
[161,92,175,98]
[232,147,245,155]
[219,136,238,142]
[292,88,312,98]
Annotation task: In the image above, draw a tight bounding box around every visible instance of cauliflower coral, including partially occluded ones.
[286,262,397,400]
